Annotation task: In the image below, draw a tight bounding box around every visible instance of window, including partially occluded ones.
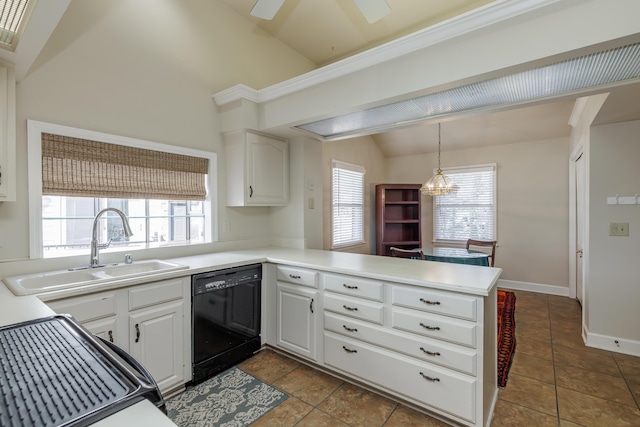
[28,120,217,259]
[433,164,496,243]
[331,160,365,248]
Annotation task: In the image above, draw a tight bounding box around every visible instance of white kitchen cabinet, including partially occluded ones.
[276,282,318,361]
[129,300,185,392]
[0,62,15,202]
[224,129,289,206]
[44,276,191,395]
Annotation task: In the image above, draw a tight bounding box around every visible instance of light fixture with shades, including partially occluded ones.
[421,123,456,196]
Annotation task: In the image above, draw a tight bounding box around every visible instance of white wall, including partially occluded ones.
[322,136,386,254]
[0,0,316,276]
[386,137,571,290]
[588,120,640,353]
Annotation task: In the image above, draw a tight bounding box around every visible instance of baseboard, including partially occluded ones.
[497,279,570,296]
[585,330,640,357]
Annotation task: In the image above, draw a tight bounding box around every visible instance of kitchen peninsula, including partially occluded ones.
[0,248,501,427]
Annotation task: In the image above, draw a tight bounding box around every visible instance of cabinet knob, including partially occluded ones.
[419,372,440,382]
[135,323,141,343]
[419,323,440,331]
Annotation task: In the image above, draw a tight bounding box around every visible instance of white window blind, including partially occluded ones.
[332,160,365,248]
[434,164,496,242]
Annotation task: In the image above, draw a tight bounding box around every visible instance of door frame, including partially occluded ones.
[569,139,588,302]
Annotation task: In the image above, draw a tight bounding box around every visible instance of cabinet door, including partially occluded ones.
[83,316,118,345]
[246,132,289,205]
[277,283,317,360]
[129,300,185,393]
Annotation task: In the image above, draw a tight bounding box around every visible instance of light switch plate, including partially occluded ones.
[609,222,629,236]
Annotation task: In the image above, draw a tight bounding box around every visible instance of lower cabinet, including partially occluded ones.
[45,276,191,395]
[276,282,318,361]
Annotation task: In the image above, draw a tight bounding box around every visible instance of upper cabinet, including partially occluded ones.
[0,63,16,202]
[224,130,289,206]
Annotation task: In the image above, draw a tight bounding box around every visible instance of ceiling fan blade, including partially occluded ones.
[250,0,286,20]
[352,0,391,24]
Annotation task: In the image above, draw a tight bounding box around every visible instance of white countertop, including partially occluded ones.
[0,247,501,426]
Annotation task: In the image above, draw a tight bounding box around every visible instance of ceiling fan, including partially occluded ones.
[250,0,391,23]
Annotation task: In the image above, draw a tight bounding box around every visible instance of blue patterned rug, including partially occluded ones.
[167,366,288,426]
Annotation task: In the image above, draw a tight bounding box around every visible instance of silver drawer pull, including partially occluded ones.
[343,305,358,311]
[419,323,440,331]
[342,346,358,354]
[419,298,441,305]
[419,372,440,382]
[343,284,359,290]
[289,274,301,279]
[343,325,358,332]
[419,347,440,356]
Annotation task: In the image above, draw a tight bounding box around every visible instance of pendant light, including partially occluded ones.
[420,123,456,196]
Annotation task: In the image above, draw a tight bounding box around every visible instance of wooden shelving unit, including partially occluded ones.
[375,184,422,256]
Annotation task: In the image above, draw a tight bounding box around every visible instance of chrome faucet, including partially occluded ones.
[90,208,134,268]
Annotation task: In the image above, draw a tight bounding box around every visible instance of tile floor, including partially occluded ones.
[238,290,640,426]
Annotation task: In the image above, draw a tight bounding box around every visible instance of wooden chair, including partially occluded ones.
[465,239,497,267]
[390,247,425,260]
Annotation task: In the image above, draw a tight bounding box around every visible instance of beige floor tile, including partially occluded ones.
[239,349,300,383]
[557,386,640,426]
[553,344,620,376]
[317,383,397,427]
[627,380,640,406]
[383,405,450,427]
[551,327,607,355]
[272,364,343,406]
[516,335,553,360]
[549,308,582,325]
[295,409,349,427]
[499,374,558,416]
[614,352,640,384]
[516,308,551,326]
[250,397,312,426]
[555,364,636,407]
[512,290,548,303]
[559,420,587,426]
[509,352,555,385]
[516,321,551,342]
[491,399,558,427]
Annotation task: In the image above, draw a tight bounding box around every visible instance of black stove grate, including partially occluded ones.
[0,319,129,427]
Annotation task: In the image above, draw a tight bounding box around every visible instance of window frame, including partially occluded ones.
[331,159,366,249]
[27,120,217,259]
[432,163,497,244]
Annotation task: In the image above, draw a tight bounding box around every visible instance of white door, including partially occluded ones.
[276,283,317,360]
[129,301,185,393]
[575,153,585,305]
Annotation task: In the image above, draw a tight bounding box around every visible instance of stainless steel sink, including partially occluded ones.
[3,260,189,296]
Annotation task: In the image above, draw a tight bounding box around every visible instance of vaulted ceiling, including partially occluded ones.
[220,0,640,156]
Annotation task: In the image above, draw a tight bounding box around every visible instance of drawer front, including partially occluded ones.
[324,312,477,376]
[323,273,383,302]
[277,265,318,288]
[392,307,477,348]
[392,285,477,321]
[129,278,185,310]
[324,332,476,423]
[324,293,383,324]
[47,292,117,323]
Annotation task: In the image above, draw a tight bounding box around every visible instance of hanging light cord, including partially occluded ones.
[437,123,441,171]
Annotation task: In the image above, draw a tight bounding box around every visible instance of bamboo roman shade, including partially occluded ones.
[41,133,209,200]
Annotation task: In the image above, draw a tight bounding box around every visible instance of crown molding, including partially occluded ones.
[212,0,562,106]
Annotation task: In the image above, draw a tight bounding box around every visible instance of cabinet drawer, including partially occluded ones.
[392,307,476,348]
[392,285,477,321]
[323,274,383,301]
[324,293,383,324]
[324,312,477,376]
[47,292,117,323]
[324,332,476,423]
[128,278,185,310]
[277,266,318,288]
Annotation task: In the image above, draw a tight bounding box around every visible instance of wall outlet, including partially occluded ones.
[609,222,629,236]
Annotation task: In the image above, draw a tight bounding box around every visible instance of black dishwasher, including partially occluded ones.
[191,264,261,383]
